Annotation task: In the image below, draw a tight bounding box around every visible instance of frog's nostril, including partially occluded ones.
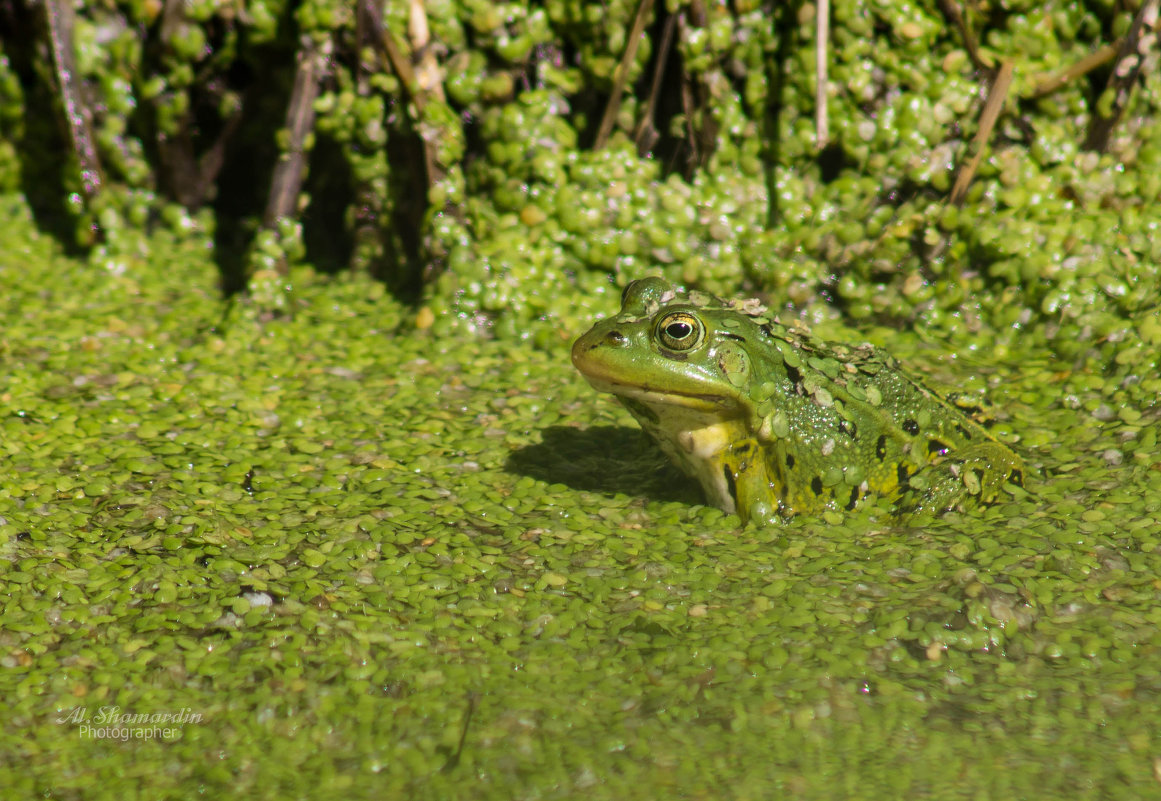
[605,331,626,345]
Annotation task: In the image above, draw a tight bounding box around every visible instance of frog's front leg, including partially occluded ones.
[902,443,1025,514]
[720,438,780,525]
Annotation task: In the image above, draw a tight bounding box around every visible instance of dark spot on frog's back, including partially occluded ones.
[902,419,919,435]
[875,434,888,460]
[810,476,823,495]
[786,453,795,469]
[845,486,860,510]
[897,463,911,487]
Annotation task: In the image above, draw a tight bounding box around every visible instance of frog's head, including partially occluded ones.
[571,278,760,422]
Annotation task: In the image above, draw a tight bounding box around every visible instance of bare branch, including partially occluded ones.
[595,0,655,150]
[1027,42,1119,99]
[263,38,327,234]
[949,60,1014,207]
[360,0,425,112]
[410,0,446,103]
[1083,0,1160,153]
[936,0,990,73]
[44,0,101,197]
[633,9,676,155]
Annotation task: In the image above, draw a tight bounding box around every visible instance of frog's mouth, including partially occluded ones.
[572,332,738,414]
[579,373,735,413]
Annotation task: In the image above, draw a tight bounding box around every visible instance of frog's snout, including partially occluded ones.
[571,328,627,370]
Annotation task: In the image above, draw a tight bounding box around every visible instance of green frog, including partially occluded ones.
[571,277,1024,524]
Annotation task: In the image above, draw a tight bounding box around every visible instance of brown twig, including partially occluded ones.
[194,104,245,206]
[687,0,707,28]
[360,0,452,192]
[633,9,676,155]
[949,60,1014,207]
[158,105,244,210]
[157,131,202,208]
[408,0,448,187]
[263,38,326,234]
[815,0,829,148]
[43,0,101,197]
[1027,42,1119,99]
[1083,0,1160,153]
[151,0,245,209]
[936,0,990,73]
[158,0,185,42]
[359,0,425,112]
[679,0,717,173]
[595,0,655,149]
[409,0,445,103]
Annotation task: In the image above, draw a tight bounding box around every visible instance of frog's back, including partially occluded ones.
[750,327,1024,515]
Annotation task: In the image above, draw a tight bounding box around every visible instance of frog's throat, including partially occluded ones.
[582,376,736,413]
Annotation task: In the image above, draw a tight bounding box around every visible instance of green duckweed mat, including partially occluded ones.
[1,197,1160,799]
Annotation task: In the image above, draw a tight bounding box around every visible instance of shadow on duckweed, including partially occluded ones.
[506,425,703,506]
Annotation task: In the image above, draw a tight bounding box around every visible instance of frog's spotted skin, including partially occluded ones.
[571,277,1025,524]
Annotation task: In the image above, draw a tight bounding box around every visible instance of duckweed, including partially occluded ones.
[3,0,1161,795]
[0,204,1158,797]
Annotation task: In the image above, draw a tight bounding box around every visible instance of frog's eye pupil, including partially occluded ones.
[657,312,703,350]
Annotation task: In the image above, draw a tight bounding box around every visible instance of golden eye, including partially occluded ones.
[656,312,703,351]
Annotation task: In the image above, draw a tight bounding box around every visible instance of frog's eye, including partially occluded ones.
[656,312,704,351]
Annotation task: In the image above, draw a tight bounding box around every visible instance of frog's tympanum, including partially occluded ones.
[571,277,1024,524]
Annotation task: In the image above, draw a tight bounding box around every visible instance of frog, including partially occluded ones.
[571,277,1025,525]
